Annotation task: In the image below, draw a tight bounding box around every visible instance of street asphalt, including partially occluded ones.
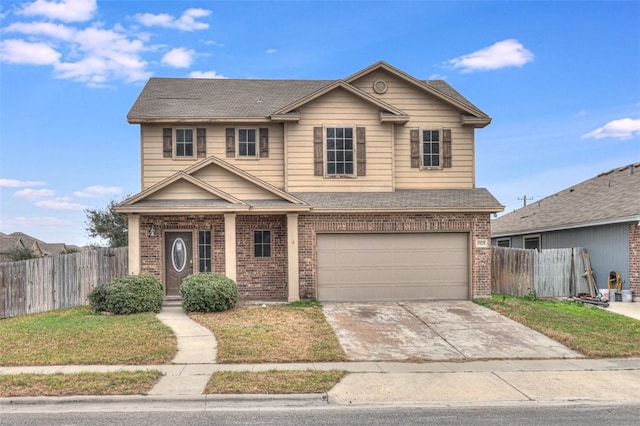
[1,301,640,409]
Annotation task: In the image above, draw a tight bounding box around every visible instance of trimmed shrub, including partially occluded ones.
[180,273,238,312]
[89,274,163,314]
[88,284,110,313]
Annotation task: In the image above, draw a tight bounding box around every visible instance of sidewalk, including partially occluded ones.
[2,302,640,408]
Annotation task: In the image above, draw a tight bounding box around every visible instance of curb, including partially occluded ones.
[0,393,328,407]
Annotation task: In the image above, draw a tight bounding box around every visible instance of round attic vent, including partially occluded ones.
[373,79,388,94]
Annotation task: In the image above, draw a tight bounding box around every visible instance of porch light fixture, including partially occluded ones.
[148,224,157,238]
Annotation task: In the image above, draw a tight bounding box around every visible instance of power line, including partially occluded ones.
[518,195,534,207]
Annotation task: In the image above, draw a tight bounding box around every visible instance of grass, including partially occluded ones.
[0,370,163,397]
[0,307,177,366]
[205,370,347,394]
[190,303,347,363]
[475,294,640,357]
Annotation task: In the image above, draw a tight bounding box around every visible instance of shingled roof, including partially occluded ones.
[492,163,640,236]
[127,63,488,122]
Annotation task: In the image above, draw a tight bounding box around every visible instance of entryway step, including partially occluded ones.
[163,298,182,308]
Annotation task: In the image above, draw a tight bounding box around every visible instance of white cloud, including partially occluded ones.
[18,0,97,23]
[0,179,46,188]
[73,185,122,198]
[581,118,640,140]
[135,8,211,31]
[0,216,73,230]
[189,70,226,79]
[4,21,76,40]
[35,199,87,211]
[448,39,534,73]
[0,39,61,65]
[13,188,55,200]
[266,48,277,54]
[162,47,194,68]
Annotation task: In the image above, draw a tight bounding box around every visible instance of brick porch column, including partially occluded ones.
[128,214,140,275]
[224,213,237,282]
[287,213,300,302]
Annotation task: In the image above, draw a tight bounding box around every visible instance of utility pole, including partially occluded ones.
[518,195,533,207]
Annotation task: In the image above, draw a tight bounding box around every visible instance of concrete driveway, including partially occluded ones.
[322,301,581,361]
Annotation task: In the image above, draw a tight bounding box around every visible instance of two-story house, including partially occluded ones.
[117,61,503,302]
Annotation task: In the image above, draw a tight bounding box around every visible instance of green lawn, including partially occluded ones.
[0,307,177,366]
[475,295,640,357]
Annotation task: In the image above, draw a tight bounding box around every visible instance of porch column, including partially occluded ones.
[127,214,140,275]
[224,213,237,282]
[287,213,300,302]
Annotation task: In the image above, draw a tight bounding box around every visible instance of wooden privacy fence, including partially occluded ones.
[492,246,591,297]
[0,247,128,318]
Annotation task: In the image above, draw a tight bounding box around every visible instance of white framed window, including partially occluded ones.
[238,128,257,157]
[422,129,441,168]
[326,127,355,176]
[175,128,194,157]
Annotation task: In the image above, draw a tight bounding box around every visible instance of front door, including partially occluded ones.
[165,232,193,296]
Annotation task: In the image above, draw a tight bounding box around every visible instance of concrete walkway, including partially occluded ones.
[148,306,218,395]
[2,301,640,407]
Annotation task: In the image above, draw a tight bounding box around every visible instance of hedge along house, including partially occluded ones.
[491,163,640,299]
[117,61,504,302]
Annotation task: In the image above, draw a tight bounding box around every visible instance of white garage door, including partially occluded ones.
[317,233,469,302]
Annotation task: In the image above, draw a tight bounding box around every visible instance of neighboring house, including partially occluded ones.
[0,232,68,261]
[0,235,27,262]
[491,163,640,298]
[117,61,503,302]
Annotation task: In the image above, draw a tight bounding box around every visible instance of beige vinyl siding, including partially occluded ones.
[285,88,394,192]
[147,180,218,200]
[141,124,285,190]
[351,70,475,189]
[191,165,279,200]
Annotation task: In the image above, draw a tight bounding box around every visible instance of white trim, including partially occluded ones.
[175,127,196,158]
[491,215,640,238]
[236,127,259,159]
[324,125,357,178]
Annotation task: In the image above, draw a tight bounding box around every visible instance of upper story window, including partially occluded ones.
[162,127,205,159]
[422,130,440,168]
[238,129,257,157]
[225,127,268,159]
[410,128,452,169]
[176,129,194,157]
[326,127,354,176]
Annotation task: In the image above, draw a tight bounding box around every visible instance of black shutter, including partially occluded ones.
[163,128,173,158]
[313,127,323,176]
[356,127,366,176]
[442,129,452,168]
[410,129,420,168]
[259,128,269,158]
[197,128,206,158]
[225,128,235,157]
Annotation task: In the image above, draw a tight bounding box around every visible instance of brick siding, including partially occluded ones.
[235,215,287,299]
[297,212,492,299]
[138,212,493,301]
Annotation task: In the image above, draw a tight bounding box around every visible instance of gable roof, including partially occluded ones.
[117,155,308,214]
[492,163,640,237]
[127,61,489,124]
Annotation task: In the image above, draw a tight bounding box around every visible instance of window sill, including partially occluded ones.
[324,174,357,179]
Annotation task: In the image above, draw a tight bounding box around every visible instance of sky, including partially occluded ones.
[0,0,639,247]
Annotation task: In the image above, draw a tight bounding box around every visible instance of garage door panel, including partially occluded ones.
[317,233,469,302]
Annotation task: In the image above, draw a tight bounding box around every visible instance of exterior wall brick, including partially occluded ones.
[139,215,225,291]
[297,212,492,299]
[235,215,288,299]
[630,223,640,298]
[138,212,493,301]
